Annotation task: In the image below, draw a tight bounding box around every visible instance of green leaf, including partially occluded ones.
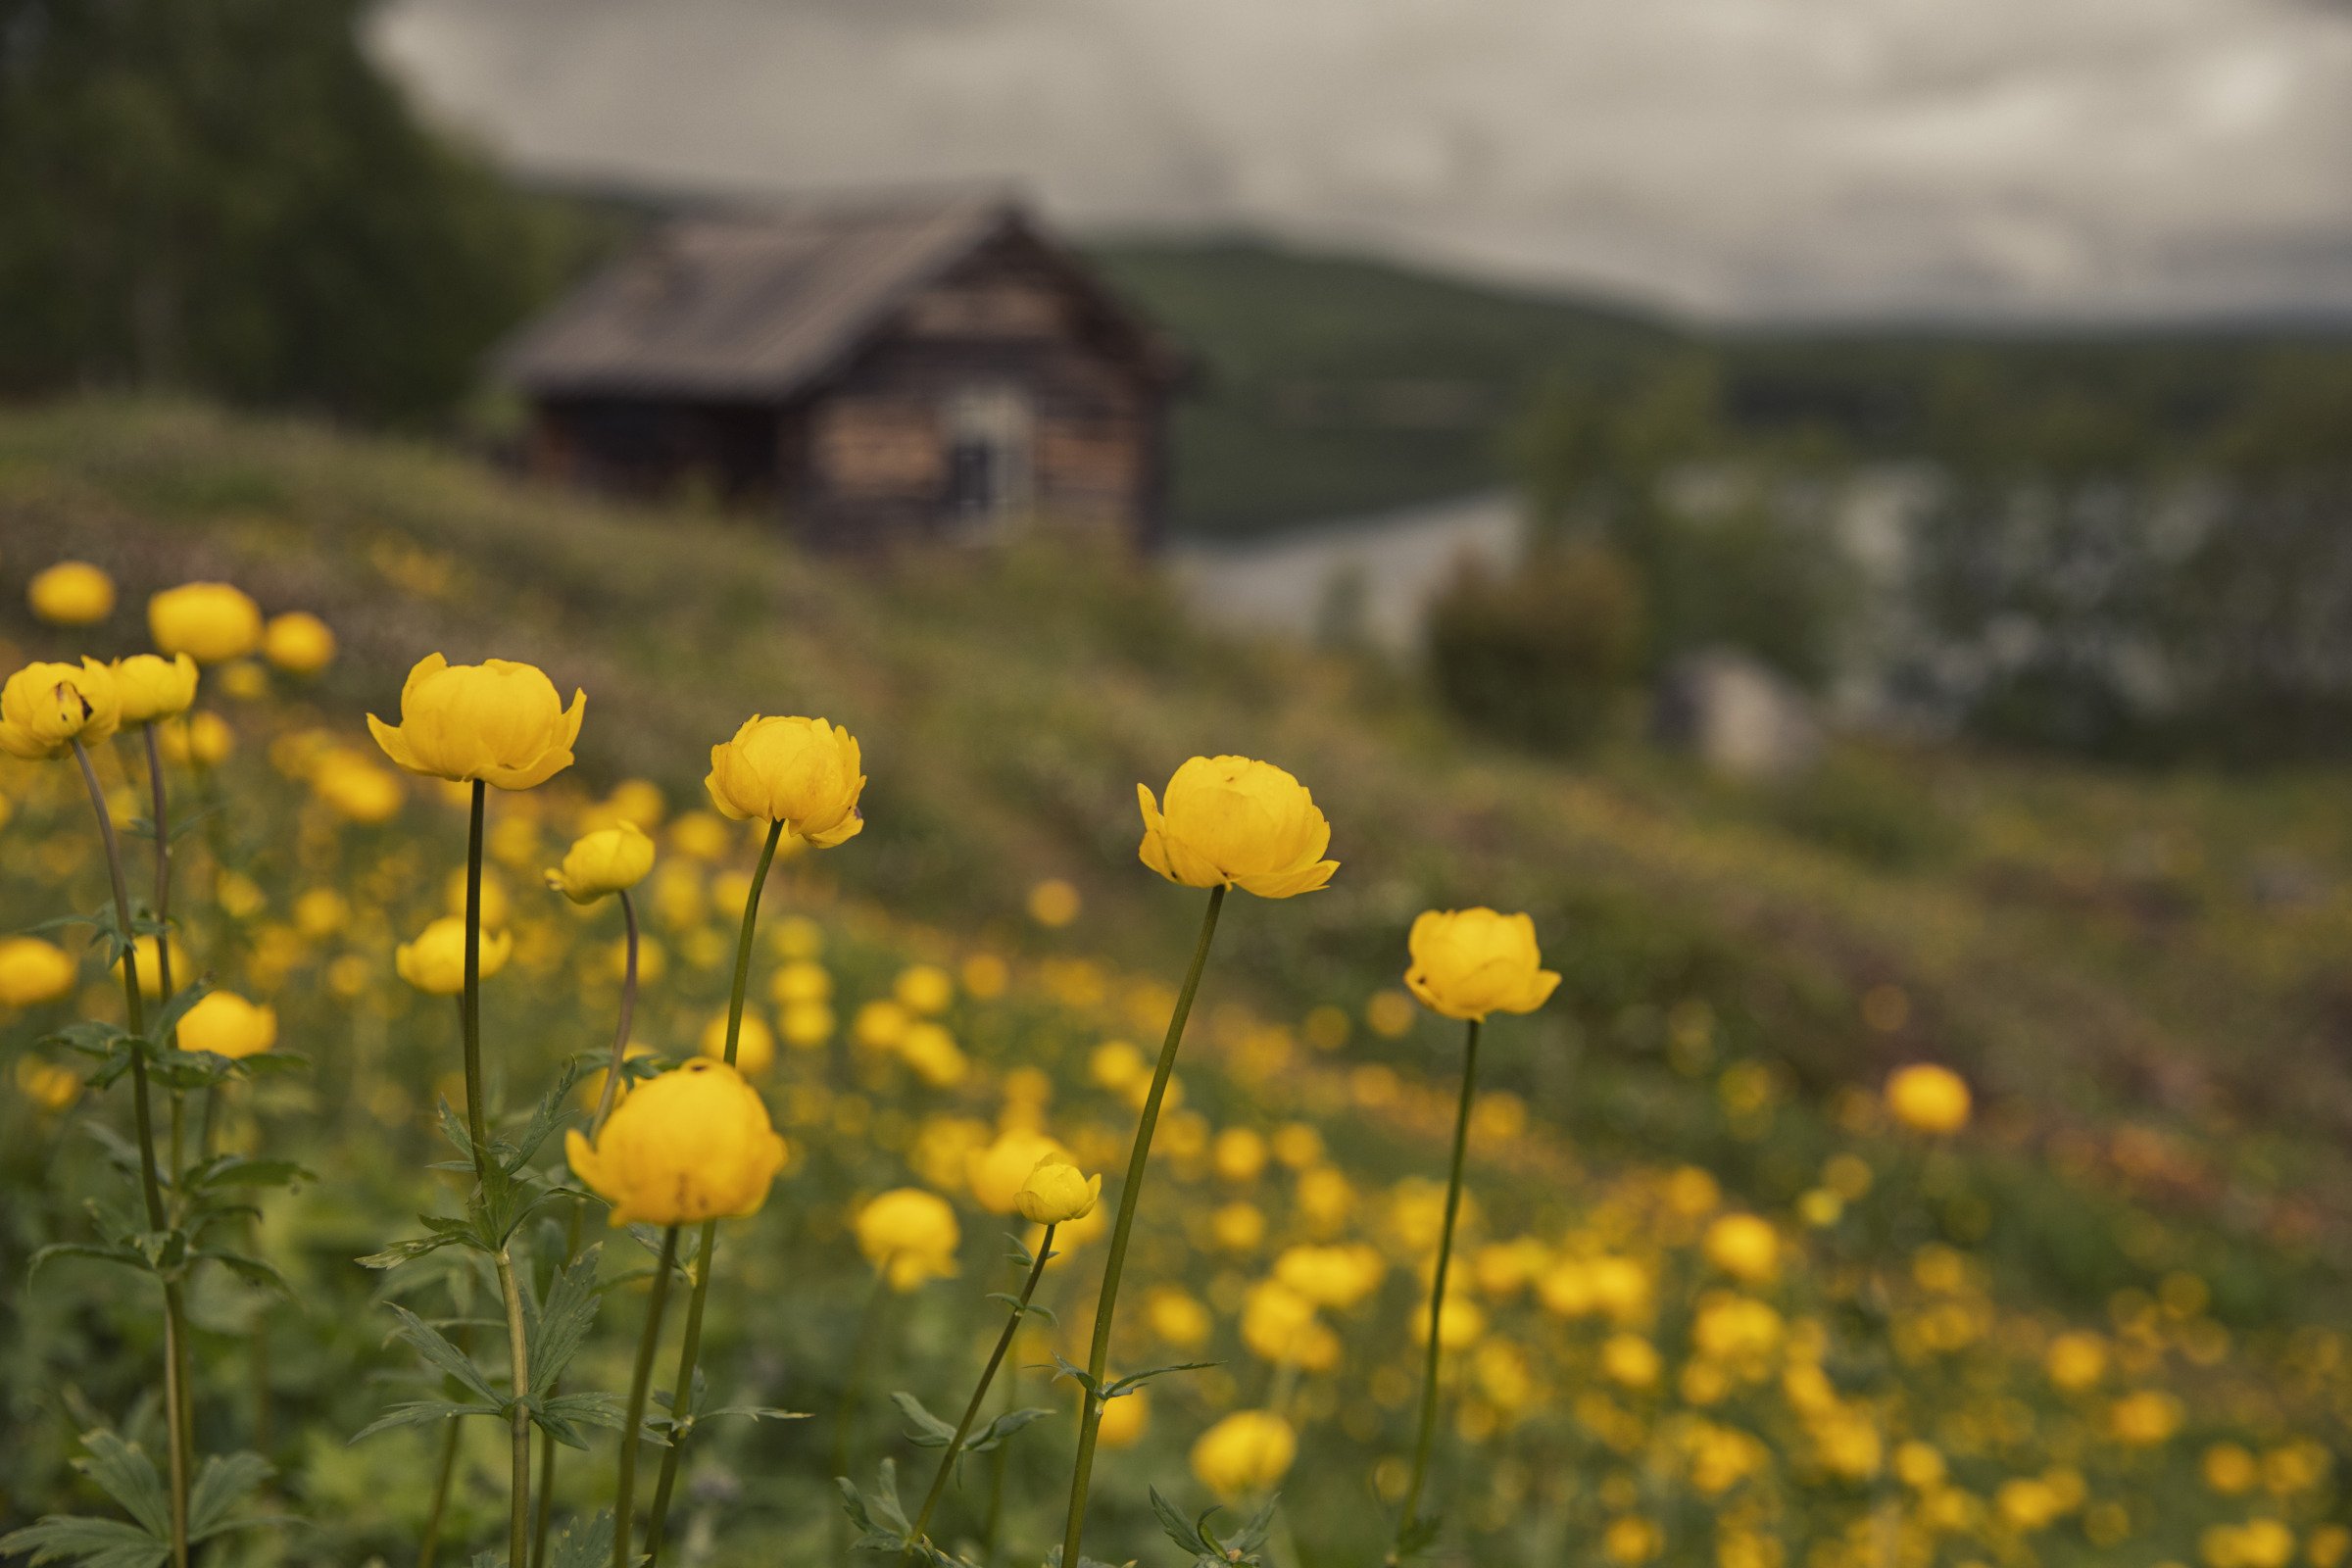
[349,1399,500,1445]
[1102,1360,1217,1400]
[143,981,214,1050]
[534,1393,624,1449]
[959,1406,1051,1457]
[546,1513,616,1568]
[0,1516,168,1568]
[890,1392,958,1447]
[525,1250,603,1396]
[500,1060,581,1176]
[1392,1511,1441,1559]
[193,1250,294,1298]
[28,1243,147,1282]
[383,1304,503,1405]
[186,1451,276,1542]
[73,1432,171,1540]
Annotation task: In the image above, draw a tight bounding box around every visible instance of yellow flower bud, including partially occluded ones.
[112,653,199,725]
[1886,1063,1972,1135]
[0,937,77,1006]
[969,1129,1069,1214]
[368,654,584,790]
[545,822,656,905]
[1703,1214,1781,1285]
[564,1059,786,1227]
[177,991,277,1059]
[0,659,121,759]
[261,612,336,674]
[1015,1157,1101,1225]
[1189,1409,1297,1497]
[703,714,866,843]
[394,915,513,996]
[16,1055,82,1111]
[855,1187,961,1290]
[1137,756,1336,898]
[148,582,263,665]
[27,561,116,625]
[1403,907,1559,1022]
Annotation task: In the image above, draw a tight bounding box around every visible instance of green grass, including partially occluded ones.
[7,397,2352,1333]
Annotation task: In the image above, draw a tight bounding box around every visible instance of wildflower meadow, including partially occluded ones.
[5,469,2352,1568]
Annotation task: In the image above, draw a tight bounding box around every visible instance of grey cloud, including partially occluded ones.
[372,0,2352,320]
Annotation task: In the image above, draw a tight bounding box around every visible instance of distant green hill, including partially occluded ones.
[1087,237,2352,538]
[1086,239,1678,536]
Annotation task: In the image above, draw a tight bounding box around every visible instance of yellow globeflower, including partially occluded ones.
[703,714,865,843]
[565,1059,785,1227]
[1189,1409,1297,1498]
[1016,1157,1102,1225]
[177,991,277,1059]
[855,1188,961,1290]
[158,710,232,766]
[261,612,336,674]
[148,582,263,665]
[0,659,121,759]
[28,562,116,625]
[1403,907,1560,1022]
[2045,1332,2108,1392]
[1137,756,1337,898]
[312,753,404,823]
[110,654,199,726]
[1886,1063,1972,1134]
[0,937,78,1006]
[395,915,513,996]
[368,654,584,790]
[545,822,656,905]
[1703,1214,1781,1285]
[969,1129,1070,1214]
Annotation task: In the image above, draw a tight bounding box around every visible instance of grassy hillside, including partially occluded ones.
[14,401,2352,1563]
[8,400,2352,1319]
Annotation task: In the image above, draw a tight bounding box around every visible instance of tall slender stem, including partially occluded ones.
[1390,1017,1482,1562]
[589,890,640,1135]
[74,738,192,1568]
[641,820,785,1566]
[830,1271,892,1486]
[613,1226,680,1568]
[416,1417,463,1568]
[458,779,534,1568]
[141,723,200,1478]
[906,1227,1057,1557]
[1057,885,1226,1568]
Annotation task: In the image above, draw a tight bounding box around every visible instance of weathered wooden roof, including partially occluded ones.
[494,193,1159,401]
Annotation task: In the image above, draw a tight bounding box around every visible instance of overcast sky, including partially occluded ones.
[375,0,2352,323]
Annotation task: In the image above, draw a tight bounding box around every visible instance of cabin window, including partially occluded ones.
[942,386,1033,532]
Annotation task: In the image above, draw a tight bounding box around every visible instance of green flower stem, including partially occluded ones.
[538,887,642,1568]
[1390,1016,1482,1563]
[906,1225,1058,1557]
[612,1225,680,1568]
[830,1270,893,1489]
[140,722,202,1479]
[74,738,193,1568]
[458,779,534,1568]
[979,1364,1013,1564]
[1057,884,1226,1568]
[640,819,785,1567]
[588,889,641,1135]
[417,1413,463,1568]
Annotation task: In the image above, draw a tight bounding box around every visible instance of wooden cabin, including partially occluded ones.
[494,194,1183,549]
